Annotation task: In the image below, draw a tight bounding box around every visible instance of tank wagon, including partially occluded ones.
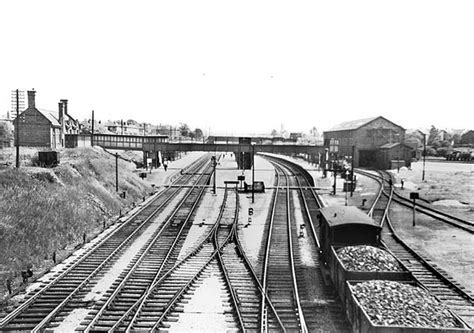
[318,206,470,332]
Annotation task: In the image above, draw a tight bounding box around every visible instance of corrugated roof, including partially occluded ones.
[327,117,378,131]
[37,108,60,127]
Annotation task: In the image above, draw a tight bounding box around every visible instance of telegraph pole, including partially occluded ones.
[350,145,355,197]
[422,133,426,181]
[91,110,95,146]
[14,89,20,168]
[115,153,119,192]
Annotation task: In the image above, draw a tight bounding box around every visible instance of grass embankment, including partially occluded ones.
[0,147,151,301]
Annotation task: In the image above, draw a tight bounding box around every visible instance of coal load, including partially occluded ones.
[337,245,403,272]
[352,280,462,328]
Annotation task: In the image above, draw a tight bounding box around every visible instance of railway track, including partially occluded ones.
[0,154,213,332]
[90,184,283,331]
[356,169,474,233]
[263,155,350,332]
[356,169,474,328]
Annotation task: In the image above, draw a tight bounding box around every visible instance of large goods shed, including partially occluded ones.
[323,116,412,169]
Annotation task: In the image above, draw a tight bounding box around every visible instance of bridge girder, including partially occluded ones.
[142,142,324,155]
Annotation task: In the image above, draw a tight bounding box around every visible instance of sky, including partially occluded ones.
[1,0,473,135]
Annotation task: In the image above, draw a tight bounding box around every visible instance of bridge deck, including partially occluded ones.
[143,142,324,155]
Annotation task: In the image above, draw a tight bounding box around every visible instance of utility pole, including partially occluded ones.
[115,153,119,192]
[350,145,355,197]
[14,89,20,168]
[91,110,95,146]
[422,133,426,181]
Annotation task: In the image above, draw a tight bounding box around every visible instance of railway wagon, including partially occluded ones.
[318,206,381,262]
[319,206,471,332]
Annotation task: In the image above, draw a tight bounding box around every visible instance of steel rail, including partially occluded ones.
[82,170,210,332]
[261,161,307,332]
[360,170,474,307]
[30,156,213,332]
[108,213,224,331]
[259,163,280,333]
[146,188,239,332]
[278,163,308,333]
[213,189,246,331]
[356,169,473,231]
[0,181,182,329]
[384,213,474,304]
[0,154,210,330]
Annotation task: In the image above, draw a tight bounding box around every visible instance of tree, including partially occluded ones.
[270,129,278,137]
[452,134,462,145]
[427,126,439,146]
[309,126,319,137]
[179,123,191,137]
[194,128,203,139]
[0,121,13,147]
[436,147,449,157]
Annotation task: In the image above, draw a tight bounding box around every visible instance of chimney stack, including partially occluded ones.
[60,99,68,115]
[59,101,66,147]
[59,101,64,123]
[27,90,36,109]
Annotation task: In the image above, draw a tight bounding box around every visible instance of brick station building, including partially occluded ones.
[14,90,79,149]
[323,116,413,169]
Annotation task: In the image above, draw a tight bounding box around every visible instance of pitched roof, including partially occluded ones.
[326,116,404,132]
[379,142,413,150]
[406,128,428,136]
[37,108,61,127]
[327,116,378,131]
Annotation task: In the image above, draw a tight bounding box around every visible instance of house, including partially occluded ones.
[14,90,79,149]
[323,116,412,169]
[461,130,474,145]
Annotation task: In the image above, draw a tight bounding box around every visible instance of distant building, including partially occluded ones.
[289,132,303,141]
[0,119,14,148]
[461,130,474,145]
[14,90,79,149]
[323,116,412,169]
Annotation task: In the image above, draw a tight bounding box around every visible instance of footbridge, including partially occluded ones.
[65,133,324,163]
[142,141,324,156]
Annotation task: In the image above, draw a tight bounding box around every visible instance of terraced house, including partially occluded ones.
[14,90,79,149]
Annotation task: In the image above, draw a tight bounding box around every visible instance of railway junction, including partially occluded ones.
[0,149,472,332]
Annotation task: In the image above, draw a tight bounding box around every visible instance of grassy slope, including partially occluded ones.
[0,147,151,298]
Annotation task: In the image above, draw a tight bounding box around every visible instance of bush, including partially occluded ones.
[436,147,449,157]
[0,147,150,279]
